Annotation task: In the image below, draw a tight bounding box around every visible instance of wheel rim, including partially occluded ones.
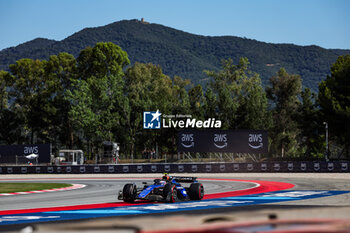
[199,185,204,199]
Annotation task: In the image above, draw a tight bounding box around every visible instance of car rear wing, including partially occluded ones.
[172,176,197,183]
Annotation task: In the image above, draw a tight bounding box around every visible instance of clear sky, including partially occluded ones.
[0,0,349,51]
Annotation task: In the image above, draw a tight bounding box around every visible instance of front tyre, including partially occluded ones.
[188,183,204,200]
[163,183,178,203]
[123,183,137,203]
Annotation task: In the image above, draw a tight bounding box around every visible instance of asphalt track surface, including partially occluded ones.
[0,177,257,211]
[1,173,350,232]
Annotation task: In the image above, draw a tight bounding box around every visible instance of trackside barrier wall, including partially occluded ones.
[0,161,349,174]
[0,144,51,163]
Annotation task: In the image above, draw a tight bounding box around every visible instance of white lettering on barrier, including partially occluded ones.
[24,146,39,154]
[181,133,194,148]
[248,134,263,149]
[214,134,228,149]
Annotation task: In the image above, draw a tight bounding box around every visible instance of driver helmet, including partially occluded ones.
[162,173,170,180]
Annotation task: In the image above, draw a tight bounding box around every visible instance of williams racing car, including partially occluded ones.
[118,174,204,203]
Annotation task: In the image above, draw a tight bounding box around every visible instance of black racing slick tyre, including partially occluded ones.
[163,183,178,203]
[123,183,137,203]
[188,183,204,200]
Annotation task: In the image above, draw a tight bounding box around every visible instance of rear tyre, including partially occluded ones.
[163,183,178,203]
[123,183,137,203]
[188,183,204,200]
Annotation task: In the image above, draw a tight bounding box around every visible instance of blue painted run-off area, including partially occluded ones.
[0,190,349,226]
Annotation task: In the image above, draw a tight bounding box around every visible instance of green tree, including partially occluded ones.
[297,88,324,158]
[0,71,12,143]
[6,58,55,144]
[206,58,271,130]
[67,42,130,159]
[124,63,175,158]
[266,68,302,157]
[77,42,129,79]
[188,84,204,119]
[0,71,8,111]
[0,71,25,145]
[318,55,350,157]
[1,55,78,147]
[0,71,26,144]
[163,76,192,157]
[65,79,96,149]
[205,59,240,129]
[236,70,272,130]
[203,87,217,119]
[171,76,191,116]
[45,52,78,149]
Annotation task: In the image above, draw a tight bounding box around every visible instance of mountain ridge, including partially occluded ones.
[1,19,349,91]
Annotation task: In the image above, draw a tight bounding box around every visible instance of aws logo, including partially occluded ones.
[248,134,263,149]
[181,134,194,148]
[24,146,39,154]
[214,134,227,149]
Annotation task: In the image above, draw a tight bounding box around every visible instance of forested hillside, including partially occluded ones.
[0,19,349,92]
[1,41,350,159]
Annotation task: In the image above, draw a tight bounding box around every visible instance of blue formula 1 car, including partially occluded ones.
[118,174,204,203]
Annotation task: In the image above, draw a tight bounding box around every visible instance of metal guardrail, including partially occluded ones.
[0,161,349,174]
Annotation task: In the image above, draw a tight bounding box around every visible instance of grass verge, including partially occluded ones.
[0,183,72,193]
